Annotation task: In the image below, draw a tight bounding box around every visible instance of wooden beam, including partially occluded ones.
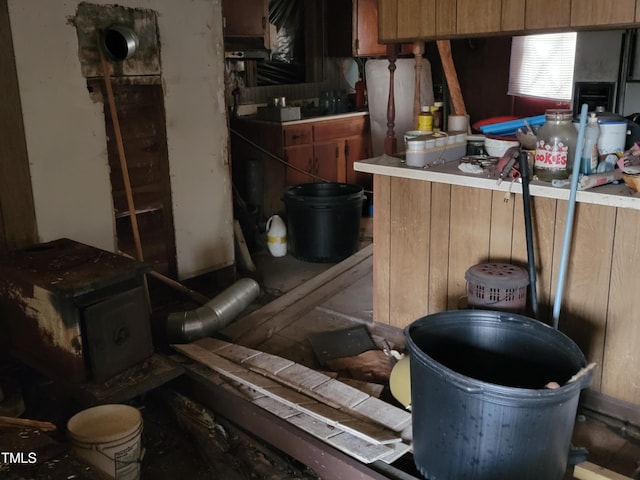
[384,44,400,155]
[436,40,469,129]
[573,462,634,480]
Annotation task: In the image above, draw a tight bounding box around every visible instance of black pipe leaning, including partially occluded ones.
[519,151,539,319]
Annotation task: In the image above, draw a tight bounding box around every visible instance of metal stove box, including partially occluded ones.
[0,238,153,383]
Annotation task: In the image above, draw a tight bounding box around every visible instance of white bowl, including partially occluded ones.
[484,137,520,157]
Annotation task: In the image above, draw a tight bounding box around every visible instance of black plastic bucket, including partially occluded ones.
[283,183,364,263]
[405,310,591,480]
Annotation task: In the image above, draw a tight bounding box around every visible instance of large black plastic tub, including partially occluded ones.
[284,183,364,263]
[405,310,591,480]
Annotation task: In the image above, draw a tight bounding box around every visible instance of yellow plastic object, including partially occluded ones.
[389,356,411,409]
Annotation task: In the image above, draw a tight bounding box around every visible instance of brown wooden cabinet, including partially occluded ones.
[230,114,372,216]
[284,115,372,187]
[327,0,388,56]
[456,0,502,35]
[570,0,636,27]
[379,0,640,41]
[222,0,266,37]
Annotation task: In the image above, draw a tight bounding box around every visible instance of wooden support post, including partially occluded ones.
[384,44,400,156]
[436,39,470,132]
[412,41,425,129]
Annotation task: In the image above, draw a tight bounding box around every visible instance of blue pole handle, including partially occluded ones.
[552,104,588,329]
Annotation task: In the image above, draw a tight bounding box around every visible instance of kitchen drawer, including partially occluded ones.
[283,125,313,146]
[314,117,367,141]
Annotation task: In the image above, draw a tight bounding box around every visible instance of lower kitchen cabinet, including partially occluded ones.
[231,113,372,218]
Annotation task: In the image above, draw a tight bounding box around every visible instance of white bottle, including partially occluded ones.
[580,113,600,175]
[266,215,287,257]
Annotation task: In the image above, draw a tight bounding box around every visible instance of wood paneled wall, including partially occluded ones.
[373,175,640,404]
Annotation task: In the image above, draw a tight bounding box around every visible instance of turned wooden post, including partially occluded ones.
[413,41,425,129]
[384,43,400,155]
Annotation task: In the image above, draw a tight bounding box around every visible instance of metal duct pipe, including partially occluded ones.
[167,278,260,343]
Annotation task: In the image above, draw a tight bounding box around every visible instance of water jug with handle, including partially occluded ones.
[266,215,287,257]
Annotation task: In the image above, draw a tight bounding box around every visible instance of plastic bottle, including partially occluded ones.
[580,112,600,175]
[266,215,287,257]
[534,109,577,182]
[418,106,433,132]
[431,102,443,132]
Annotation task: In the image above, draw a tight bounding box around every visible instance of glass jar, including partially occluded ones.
[534,109,577,182]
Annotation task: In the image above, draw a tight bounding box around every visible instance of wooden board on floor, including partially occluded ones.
[573,461,634,480]
[175,343,412,464]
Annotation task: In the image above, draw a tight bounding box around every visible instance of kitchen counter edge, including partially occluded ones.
[233,110,369,125]
[354,154,640,211]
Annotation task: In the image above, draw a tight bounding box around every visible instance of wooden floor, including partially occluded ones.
[177,242,640,480]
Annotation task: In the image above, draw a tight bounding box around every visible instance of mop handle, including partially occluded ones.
[552,103,588,329]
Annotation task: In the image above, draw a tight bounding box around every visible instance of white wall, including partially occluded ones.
[8,0,234,279]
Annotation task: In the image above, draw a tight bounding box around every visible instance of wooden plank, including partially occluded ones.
[377,0,398,42]
[223,243,373,343]
[233,220,256,272]
[519,196,557,323]
[488,189,515,262]
[526,0,571,29]
[435,0,457,36]
[603,207,640,403]
[447,185,492,309]
[501,0,526,31]
[388,177,431,328]
[397,0,436,39]
[551,203,614,391]
[373,174,391,324]
[573,461,634,480]
[570,0,636,27]
[428,182,451,314]
[456,0,502,34]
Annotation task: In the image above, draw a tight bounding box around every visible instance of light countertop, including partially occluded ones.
[354,152,640,211]
[234,110,369,125]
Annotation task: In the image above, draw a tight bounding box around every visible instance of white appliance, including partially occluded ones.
[365,58,434,156]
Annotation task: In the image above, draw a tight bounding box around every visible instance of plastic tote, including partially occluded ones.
[283,183,364,263]
[405,310,591,480]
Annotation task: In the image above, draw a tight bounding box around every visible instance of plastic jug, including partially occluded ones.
[266,215,287,257]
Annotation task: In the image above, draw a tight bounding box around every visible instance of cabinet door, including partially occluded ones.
[314,141,341,183]
[501,0,525,32]
[284,145,315,186]
[570,0,635,27]
[525,0,570,29]
[395,0,437,40]
[457,0,502,35]
[222,0,267,37]
[356,0,387,56]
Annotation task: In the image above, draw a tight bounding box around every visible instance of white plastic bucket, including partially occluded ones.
[67,404,143,480]
[598,121,628,155]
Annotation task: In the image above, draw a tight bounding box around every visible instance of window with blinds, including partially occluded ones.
[508,32,577,101]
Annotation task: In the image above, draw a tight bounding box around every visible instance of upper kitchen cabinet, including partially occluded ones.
[378,0,453,41]
[222,0,269,49]
[327,0,388,56]
[456,0,502,35]
[570,0,636,27]
[525,0,570,30]
[501,0,525,32]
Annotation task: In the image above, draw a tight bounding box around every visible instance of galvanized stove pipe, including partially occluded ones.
[167,278,260,343]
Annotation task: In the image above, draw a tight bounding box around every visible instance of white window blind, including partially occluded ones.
[508,32,577,101]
